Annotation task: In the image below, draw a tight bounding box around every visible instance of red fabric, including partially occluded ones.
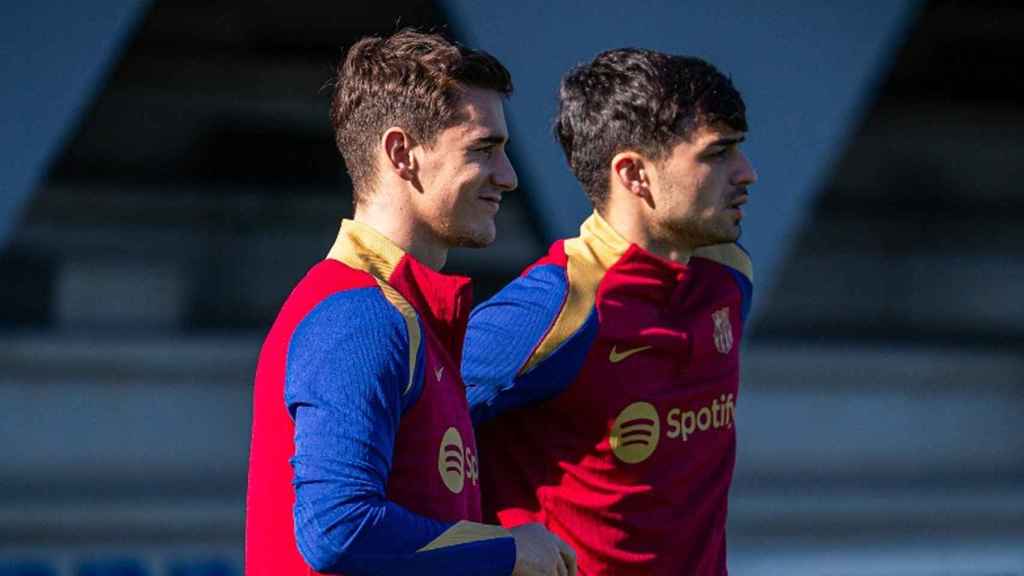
[385,255,482,523]
[520,239,568,277]
[246,255,481,576]
[479,247,744,576]
[387,256,473,366]
[246,260,372,576]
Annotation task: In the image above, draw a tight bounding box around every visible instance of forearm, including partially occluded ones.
[293,485,515,575]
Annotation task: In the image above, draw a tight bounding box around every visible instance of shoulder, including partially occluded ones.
[692,243,753,284]
[288,259,421,351]
[465,239,598,380]
[287,276,425,402]
[293,286,407,346]
[463,241,599,422]
[287,287,412,383]
[692,243,754,321]
[466,241,580,374]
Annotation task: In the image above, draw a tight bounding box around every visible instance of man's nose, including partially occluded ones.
[493,150,518,191]
[733,150,757,187]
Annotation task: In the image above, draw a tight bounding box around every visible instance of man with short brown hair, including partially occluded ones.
[246,29,575,576]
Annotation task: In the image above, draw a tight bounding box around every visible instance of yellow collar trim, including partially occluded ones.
[326,219,407,281]
[578,211,632,271]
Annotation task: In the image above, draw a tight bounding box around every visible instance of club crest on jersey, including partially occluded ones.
[712,307,733,354]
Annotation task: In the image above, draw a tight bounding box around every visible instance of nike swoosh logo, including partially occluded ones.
[434,366,444,381]
[609,345,653,363]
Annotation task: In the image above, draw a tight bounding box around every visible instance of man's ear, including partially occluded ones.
[382,127,417,181]
[611,151,653,204]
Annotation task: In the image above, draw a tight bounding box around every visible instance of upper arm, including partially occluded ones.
[285,287,421,472]
[462,263,598,424]
[283,287,515,575]
[285,288,428,569]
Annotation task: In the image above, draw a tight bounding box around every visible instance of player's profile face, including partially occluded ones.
[650,122,756,248]
[410,87,517,249]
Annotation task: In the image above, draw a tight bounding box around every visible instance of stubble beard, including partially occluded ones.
[662,211,739,250]
[433,215,495,249]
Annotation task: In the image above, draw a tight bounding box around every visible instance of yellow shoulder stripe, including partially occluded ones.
[693,243,753,283]
[417,520,511,552]
[521,238,601,373]
[325,219,421,396]
[522,212,626,374]
[374,279,421,396]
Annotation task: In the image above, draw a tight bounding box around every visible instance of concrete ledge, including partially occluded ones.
[738,344,1024,482]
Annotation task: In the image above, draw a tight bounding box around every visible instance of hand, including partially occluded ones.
[509,523,577,576]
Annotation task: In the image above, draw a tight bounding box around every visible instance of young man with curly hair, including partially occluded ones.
[463,48,757,575]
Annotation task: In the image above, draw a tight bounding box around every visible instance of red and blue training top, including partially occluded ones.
[462,212,753,576]
[246,219,515,576]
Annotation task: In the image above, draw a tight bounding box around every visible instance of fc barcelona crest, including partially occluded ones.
[712,307,733,355]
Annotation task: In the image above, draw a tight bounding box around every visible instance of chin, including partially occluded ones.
[457,235,493,249]
[715,220,742,243]
[447,225,495,249]
[701,228,740,246]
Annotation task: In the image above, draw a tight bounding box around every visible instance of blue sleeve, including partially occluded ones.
[286,288,514,576]
[731,243,754,325]
[462,264,598,425]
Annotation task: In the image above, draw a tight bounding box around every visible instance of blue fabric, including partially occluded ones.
[401,316,427,414]
[335,538,516,576]
[727,268,753,324]
[730,243,754,324]
[285,288,511,575]
[463,264,598,425]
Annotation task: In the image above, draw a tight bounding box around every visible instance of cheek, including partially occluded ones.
[694,173,726,210]
[662,172,702,213]
[429,168,479,218]
[433,161,473,196]
[454,164,487,195]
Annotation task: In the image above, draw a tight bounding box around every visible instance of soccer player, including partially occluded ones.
[246,30,575,576]
[462,48,757,575]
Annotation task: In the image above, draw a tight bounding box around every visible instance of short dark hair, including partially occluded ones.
[555,48,747,209]
[330,29,513,202]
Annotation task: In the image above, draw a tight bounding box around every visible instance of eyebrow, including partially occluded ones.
[705,135,745,148]
[469,134,508,147]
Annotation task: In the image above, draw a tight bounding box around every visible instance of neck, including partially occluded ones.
[353,194,448,271]
[600,196,692,264]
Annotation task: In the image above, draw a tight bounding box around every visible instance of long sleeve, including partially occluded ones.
[462,263,599,426]
[286,288,515,575]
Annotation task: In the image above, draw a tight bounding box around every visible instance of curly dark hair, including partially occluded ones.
[555,48,747,209]
[330,29,512,202]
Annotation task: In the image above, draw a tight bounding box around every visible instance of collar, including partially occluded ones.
[579,211,690,281]
[577,210,632,269]
[327,219,473,358]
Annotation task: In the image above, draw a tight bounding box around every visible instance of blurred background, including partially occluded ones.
[2,1,1022,575]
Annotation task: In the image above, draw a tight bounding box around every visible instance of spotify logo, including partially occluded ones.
[438,427,466,493]
[609,402,660,463]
